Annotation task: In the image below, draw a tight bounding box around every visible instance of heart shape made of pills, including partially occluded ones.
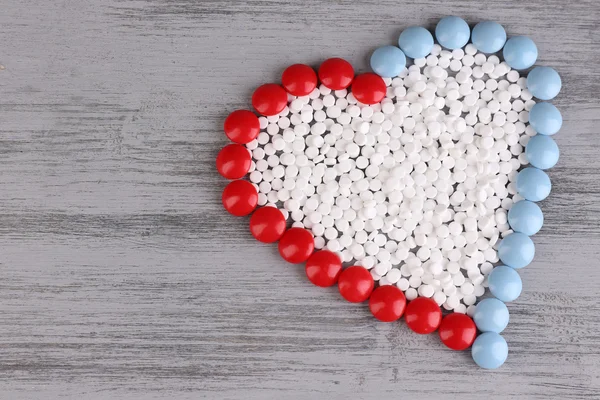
[217,16,562,369]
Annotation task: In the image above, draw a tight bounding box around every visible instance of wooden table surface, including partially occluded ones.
[1,0,599,398]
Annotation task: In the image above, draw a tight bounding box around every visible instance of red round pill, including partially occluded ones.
[249,206,286,243]
[216,144,252,179]
[223,110,260,144]
[338,266,374,303]
[221,180,258,217]
[368,285,407,322]
[351,73,387,105]
[305,250,342,287]
[278,227,314,263]
[282,64,318,96]
[252,83,288,116]
[438,313,477,350]
[404,297,442,334]
[318,58,354,90]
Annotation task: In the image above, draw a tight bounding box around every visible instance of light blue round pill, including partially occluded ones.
[474,298,510,333]
[398,26,434,59]
[526,135,560,170]
[471,21,506,54]
[502,36,538,70]
[528,102,562,135]
[516,167,551,202]
[498,232,535,269]
[370,45,406,78]
[435,16,470,50]
[472,332,508,369]
[527,66,562,100]
[508,200,544,236]
[488,265,522,302]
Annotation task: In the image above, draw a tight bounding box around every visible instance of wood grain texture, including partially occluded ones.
[1,0,599,398]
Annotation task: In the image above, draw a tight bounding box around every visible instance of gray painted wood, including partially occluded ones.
[1,0,599,398]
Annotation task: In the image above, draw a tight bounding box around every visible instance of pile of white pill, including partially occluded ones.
[245,43,536,314]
